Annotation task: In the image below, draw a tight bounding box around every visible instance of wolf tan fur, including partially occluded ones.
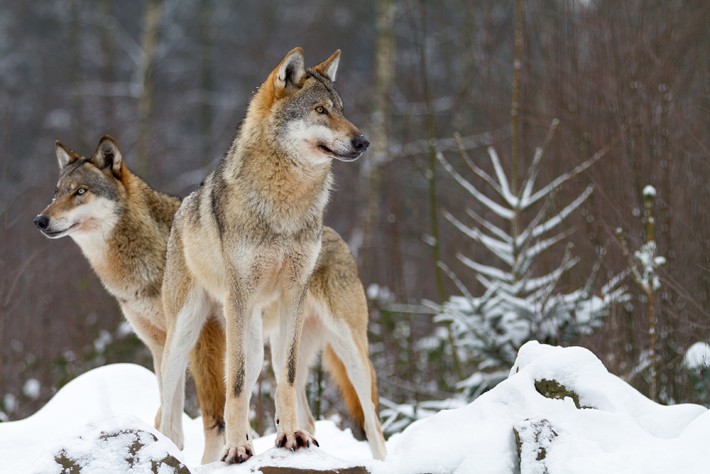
[158,47,385,463]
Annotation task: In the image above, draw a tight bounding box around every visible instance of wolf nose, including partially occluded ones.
[351,135,369,153]
[34,215,49,230]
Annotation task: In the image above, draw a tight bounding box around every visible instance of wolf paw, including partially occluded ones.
[220,443,254,464]
[275,430,319,451]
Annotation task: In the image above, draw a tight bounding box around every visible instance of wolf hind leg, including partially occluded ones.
[324,325,387,460]
[160,286,211,450]
[297,315,324,434]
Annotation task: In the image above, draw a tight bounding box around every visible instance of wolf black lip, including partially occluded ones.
[331,151,362,162]
[318,143,362,162]
[41,224,76,237]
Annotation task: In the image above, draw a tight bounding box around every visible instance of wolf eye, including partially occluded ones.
[75,187,87,196]
[315,105,327,115]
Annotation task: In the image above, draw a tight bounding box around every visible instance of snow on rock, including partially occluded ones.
[513,418,558,474]
[0,364,204,472]
[41,418,188,474]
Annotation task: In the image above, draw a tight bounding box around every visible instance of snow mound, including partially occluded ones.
[2,345,709,473]
[384,341,709,473]
[0,364,375,473]
[0,364,203,472]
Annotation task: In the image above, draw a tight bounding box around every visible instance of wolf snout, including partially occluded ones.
[34,214,50,230]
[351,135,369,153]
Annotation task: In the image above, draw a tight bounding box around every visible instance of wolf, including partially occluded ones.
[33,136,227,461]
[158,47,385,463]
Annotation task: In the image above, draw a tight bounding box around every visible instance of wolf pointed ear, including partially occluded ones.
[55,141,78,170]
[312,50,341,82]
[93,135,123,178]
[274,47,306,93]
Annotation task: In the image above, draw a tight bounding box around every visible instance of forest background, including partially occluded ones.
[1,0,709,436]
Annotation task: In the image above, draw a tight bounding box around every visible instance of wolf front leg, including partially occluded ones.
[272,286,319,451]
[221,283,263,464]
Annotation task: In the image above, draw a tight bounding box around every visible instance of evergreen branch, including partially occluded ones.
[454,133,504,197]
[437,151,515,219]
[487,147,517,207]
[464,207,512,244]
[522,255,578,294]
[536,249,575,319]
[438,261,474,303]
[444,210,514,266]
[526,147,605,207]
[530,186,594,240]
[516,188,558,249]
[514,230,574,278]
[520,118,560,203]
[457,253,514,283]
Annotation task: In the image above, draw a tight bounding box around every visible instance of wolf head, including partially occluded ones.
[246,48,369,165]
[34,136,125,240]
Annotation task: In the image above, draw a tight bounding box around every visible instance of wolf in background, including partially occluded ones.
[33,136,226,461]
[158,47,385,463]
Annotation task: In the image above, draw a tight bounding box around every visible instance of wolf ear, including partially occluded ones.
[274,47,306,93]
[93,135,123,178]
[312,50,341,82]
[55,141,77,170]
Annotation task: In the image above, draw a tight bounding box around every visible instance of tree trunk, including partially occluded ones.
[359,0,396,283]
[136,0,163,180]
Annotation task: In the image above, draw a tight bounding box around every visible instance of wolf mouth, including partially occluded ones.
[42,224,77,238]
[317,143,361,162]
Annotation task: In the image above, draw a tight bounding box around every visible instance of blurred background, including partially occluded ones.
[1,0,709,436]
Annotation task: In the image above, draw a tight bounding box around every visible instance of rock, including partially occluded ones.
[258,467,368,474]
[240,446,370,474]
[513,418,558,474]
[534,378,588,409]
[51,427,189,473]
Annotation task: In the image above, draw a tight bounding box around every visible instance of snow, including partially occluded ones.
[22,378,41,400]
[1,344,709,473]
[684,342,710,370]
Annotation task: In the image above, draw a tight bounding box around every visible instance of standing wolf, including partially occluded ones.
[33,136,227,461]
[159,47,383,463]
[34,133,386,463]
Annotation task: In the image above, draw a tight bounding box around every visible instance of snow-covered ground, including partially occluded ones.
[1,342,708,473]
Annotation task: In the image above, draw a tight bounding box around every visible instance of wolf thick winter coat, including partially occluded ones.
[158,48,385,463]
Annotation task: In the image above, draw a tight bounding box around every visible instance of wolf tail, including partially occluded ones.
[322,344,378,432]
[189,317,227,434]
